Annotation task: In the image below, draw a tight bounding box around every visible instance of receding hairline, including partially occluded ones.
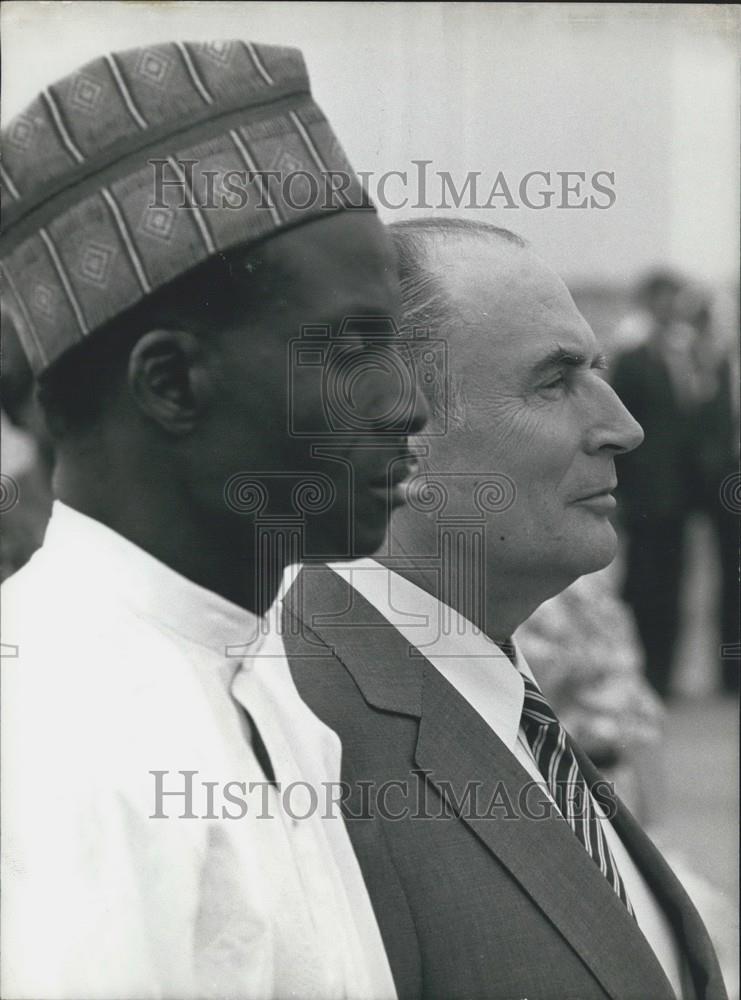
[387,218,528,426]
[389,216,529,323]
[389,216,528,313]
[388,215,526,250]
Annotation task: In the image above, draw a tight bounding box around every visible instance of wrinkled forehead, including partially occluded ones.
[439,239,593,364]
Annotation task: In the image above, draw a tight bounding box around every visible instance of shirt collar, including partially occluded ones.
[324,558,529,752]
[44,501,265,656]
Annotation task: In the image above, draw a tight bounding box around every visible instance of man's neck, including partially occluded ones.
[54,462,280,616]
[375,547,546,644]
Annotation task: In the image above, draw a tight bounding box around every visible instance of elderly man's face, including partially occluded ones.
[420,239,643,589]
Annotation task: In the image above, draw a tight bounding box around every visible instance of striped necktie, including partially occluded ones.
[518,670,635,917]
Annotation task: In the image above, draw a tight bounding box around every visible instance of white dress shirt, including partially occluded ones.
[1,503,396,1000]
[326,558,686,1000]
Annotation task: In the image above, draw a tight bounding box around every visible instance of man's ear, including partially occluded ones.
[127,329,213,434]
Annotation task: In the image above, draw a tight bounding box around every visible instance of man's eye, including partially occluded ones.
[541,374,566,391]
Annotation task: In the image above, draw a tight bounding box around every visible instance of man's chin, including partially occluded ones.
[346,493,395,558]
[348,519,389,560]
[299,512,388,562]
[570,521,619,575]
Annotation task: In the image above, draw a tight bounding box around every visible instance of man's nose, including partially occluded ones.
[585,380,644,455]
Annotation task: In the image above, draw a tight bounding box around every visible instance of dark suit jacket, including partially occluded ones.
[283,565,727,1000]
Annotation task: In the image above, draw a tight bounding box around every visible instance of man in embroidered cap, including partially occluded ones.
[1,39,424,999]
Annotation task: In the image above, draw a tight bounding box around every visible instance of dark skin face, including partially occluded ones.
[55,211,427,613]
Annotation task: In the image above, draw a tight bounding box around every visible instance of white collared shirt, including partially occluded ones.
[326,558,685,1000]
[1,503,395,1000]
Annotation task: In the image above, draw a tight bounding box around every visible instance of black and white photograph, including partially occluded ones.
[1,3,738,998]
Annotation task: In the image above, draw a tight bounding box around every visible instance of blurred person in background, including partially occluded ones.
[680,289,740,695]
[611,271,698,699]
[612,270,683,353]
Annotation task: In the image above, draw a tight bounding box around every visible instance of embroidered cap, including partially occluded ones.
[0,40,371,375]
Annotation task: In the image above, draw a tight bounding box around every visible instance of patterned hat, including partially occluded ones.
[0,40,371,375]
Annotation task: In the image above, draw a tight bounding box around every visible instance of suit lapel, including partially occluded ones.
[415,661,677,1000]
[283,563,423,717]
[575,747,727,1000]
[285,566,684,1000]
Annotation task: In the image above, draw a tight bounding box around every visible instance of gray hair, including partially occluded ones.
[389,218,525,427]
